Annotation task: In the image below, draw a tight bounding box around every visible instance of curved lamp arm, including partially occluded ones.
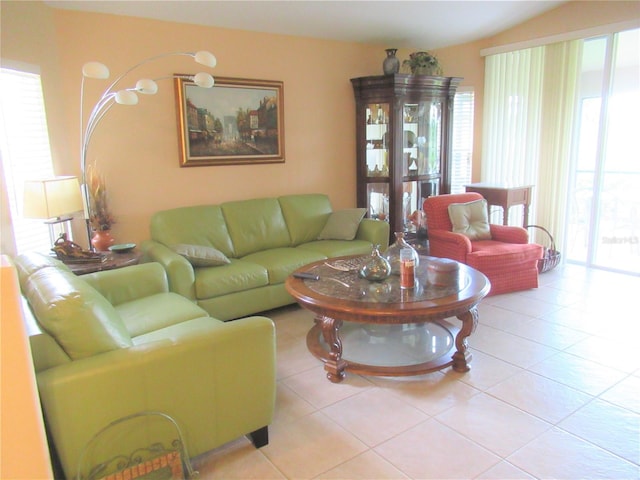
[79,51,216,246]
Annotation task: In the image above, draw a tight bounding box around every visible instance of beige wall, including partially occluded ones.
[2,1,637,248]
[0,257,53,479]
[4,2,384,248]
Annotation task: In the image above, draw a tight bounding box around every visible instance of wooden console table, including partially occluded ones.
[465,183,533,227]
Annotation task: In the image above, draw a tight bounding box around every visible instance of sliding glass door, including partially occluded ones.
[565,29,640,275]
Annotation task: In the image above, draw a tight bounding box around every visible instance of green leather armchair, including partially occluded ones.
[15,253,276,479]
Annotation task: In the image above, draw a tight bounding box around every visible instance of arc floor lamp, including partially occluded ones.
[80,50,217,247]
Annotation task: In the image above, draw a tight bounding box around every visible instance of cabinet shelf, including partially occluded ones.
[352,74,462,239]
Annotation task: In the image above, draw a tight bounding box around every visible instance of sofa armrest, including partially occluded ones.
[83,262,170,306]
[37,315,276,480]
[140,240,196,300]
[355,218,391,249]
[428,230,472,262]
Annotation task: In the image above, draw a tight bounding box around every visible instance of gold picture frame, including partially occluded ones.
[175,76,285,166]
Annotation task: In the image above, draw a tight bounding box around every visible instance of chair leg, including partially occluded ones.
[248,426,269,448]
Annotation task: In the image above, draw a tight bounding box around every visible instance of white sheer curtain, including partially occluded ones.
[536,41,581,248]
[482,41,581,247]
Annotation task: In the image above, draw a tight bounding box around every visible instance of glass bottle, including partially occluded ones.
[399,248,416,289]
[359,245,391,282]
[384,232,419,275]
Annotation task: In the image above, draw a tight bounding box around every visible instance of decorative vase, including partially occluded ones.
[382,48,400,75]
[384,232,420,275]
[359,245,391,282]
[91,230,115,252]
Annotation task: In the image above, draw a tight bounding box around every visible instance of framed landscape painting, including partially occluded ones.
[175,76,285,166]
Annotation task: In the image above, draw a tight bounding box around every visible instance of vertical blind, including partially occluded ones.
[451,90,474,193]
[482,43,580,244]
[0,67,55,254]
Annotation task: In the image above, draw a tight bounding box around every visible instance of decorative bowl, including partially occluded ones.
[109,243,136,254]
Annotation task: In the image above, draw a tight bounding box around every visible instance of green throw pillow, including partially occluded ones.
[172,244,231,267]
[447,199,492,241]
[317,208,366,240]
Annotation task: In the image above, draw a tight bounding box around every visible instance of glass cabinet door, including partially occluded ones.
[367,183,389,221]
[365,103,389,178]
[401,100,443,232]
[364,103,390,221]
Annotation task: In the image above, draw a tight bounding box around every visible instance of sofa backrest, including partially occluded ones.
[278,193,332,245]
[14,250,71,285]
[16,254,133,361]
[221,197,292,257]
[150,194,336,258]
[150,205,236,258]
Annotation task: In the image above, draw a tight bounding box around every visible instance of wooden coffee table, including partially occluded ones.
[285,255,490,383]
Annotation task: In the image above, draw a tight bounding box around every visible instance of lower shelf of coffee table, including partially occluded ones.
[307,319,462,377]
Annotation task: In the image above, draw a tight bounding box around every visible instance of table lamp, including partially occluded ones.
[23,176,84,245]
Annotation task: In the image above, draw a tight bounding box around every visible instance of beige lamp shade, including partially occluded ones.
[23,176,83,220]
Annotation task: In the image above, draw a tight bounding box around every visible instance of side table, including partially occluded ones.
[64,251,142,275]
[465,183,533,227]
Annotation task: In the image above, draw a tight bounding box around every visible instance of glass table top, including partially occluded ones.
[302,256,467,304]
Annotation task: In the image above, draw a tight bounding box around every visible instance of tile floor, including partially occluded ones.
[193,264,640,479]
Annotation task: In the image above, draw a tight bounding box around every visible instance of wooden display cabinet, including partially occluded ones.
[351,74,462,240]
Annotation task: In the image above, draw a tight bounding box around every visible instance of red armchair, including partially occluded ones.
[423,193,543,295]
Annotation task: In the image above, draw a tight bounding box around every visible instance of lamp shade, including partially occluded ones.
[23,176,83,220]
[194,51,217,68]
[82,62,110,79]
[193,72,215,88]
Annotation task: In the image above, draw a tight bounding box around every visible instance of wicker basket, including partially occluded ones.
[526,225,561,273]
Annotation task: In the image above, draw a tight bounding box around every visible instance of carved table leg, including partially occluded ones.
[317,315,346,382]
[452,307,479,372]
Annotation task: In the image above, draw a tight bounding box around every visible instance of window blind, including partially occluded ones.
[0,67,55,254]
[451,90,474,193]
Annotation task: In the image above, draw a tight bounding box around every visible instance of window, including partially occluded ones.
[0,65,55,254]
[482,28,639,275]
[451,89,474,193]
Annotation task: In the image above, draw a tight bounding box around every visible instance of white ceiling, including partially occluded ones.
[45,0,567,49]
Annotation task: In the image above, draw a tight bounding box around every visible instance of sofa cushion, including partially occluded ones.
[194,259,269,299]
[23,268,132,359]
[317,208,367,240]
[150,205,236,258]
[448,199,492,241]
[242,247,326,284]
[468,240,543,270]
[131,316,225,345]
[222,198,291,257]
[172,244,231,267]
[278,193,333,245]
[117,292,210,337]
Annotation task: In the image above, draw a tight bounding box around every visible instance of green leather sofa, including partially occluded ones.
[141,193,390,320]
[14,252,276,480]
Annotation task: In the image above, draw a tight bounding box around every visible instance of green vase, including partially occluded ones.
[359,245,391,282]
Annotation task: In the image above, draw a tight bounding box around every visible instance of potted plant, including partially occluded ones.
[87,166,116,251]
[402,51,443,76]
